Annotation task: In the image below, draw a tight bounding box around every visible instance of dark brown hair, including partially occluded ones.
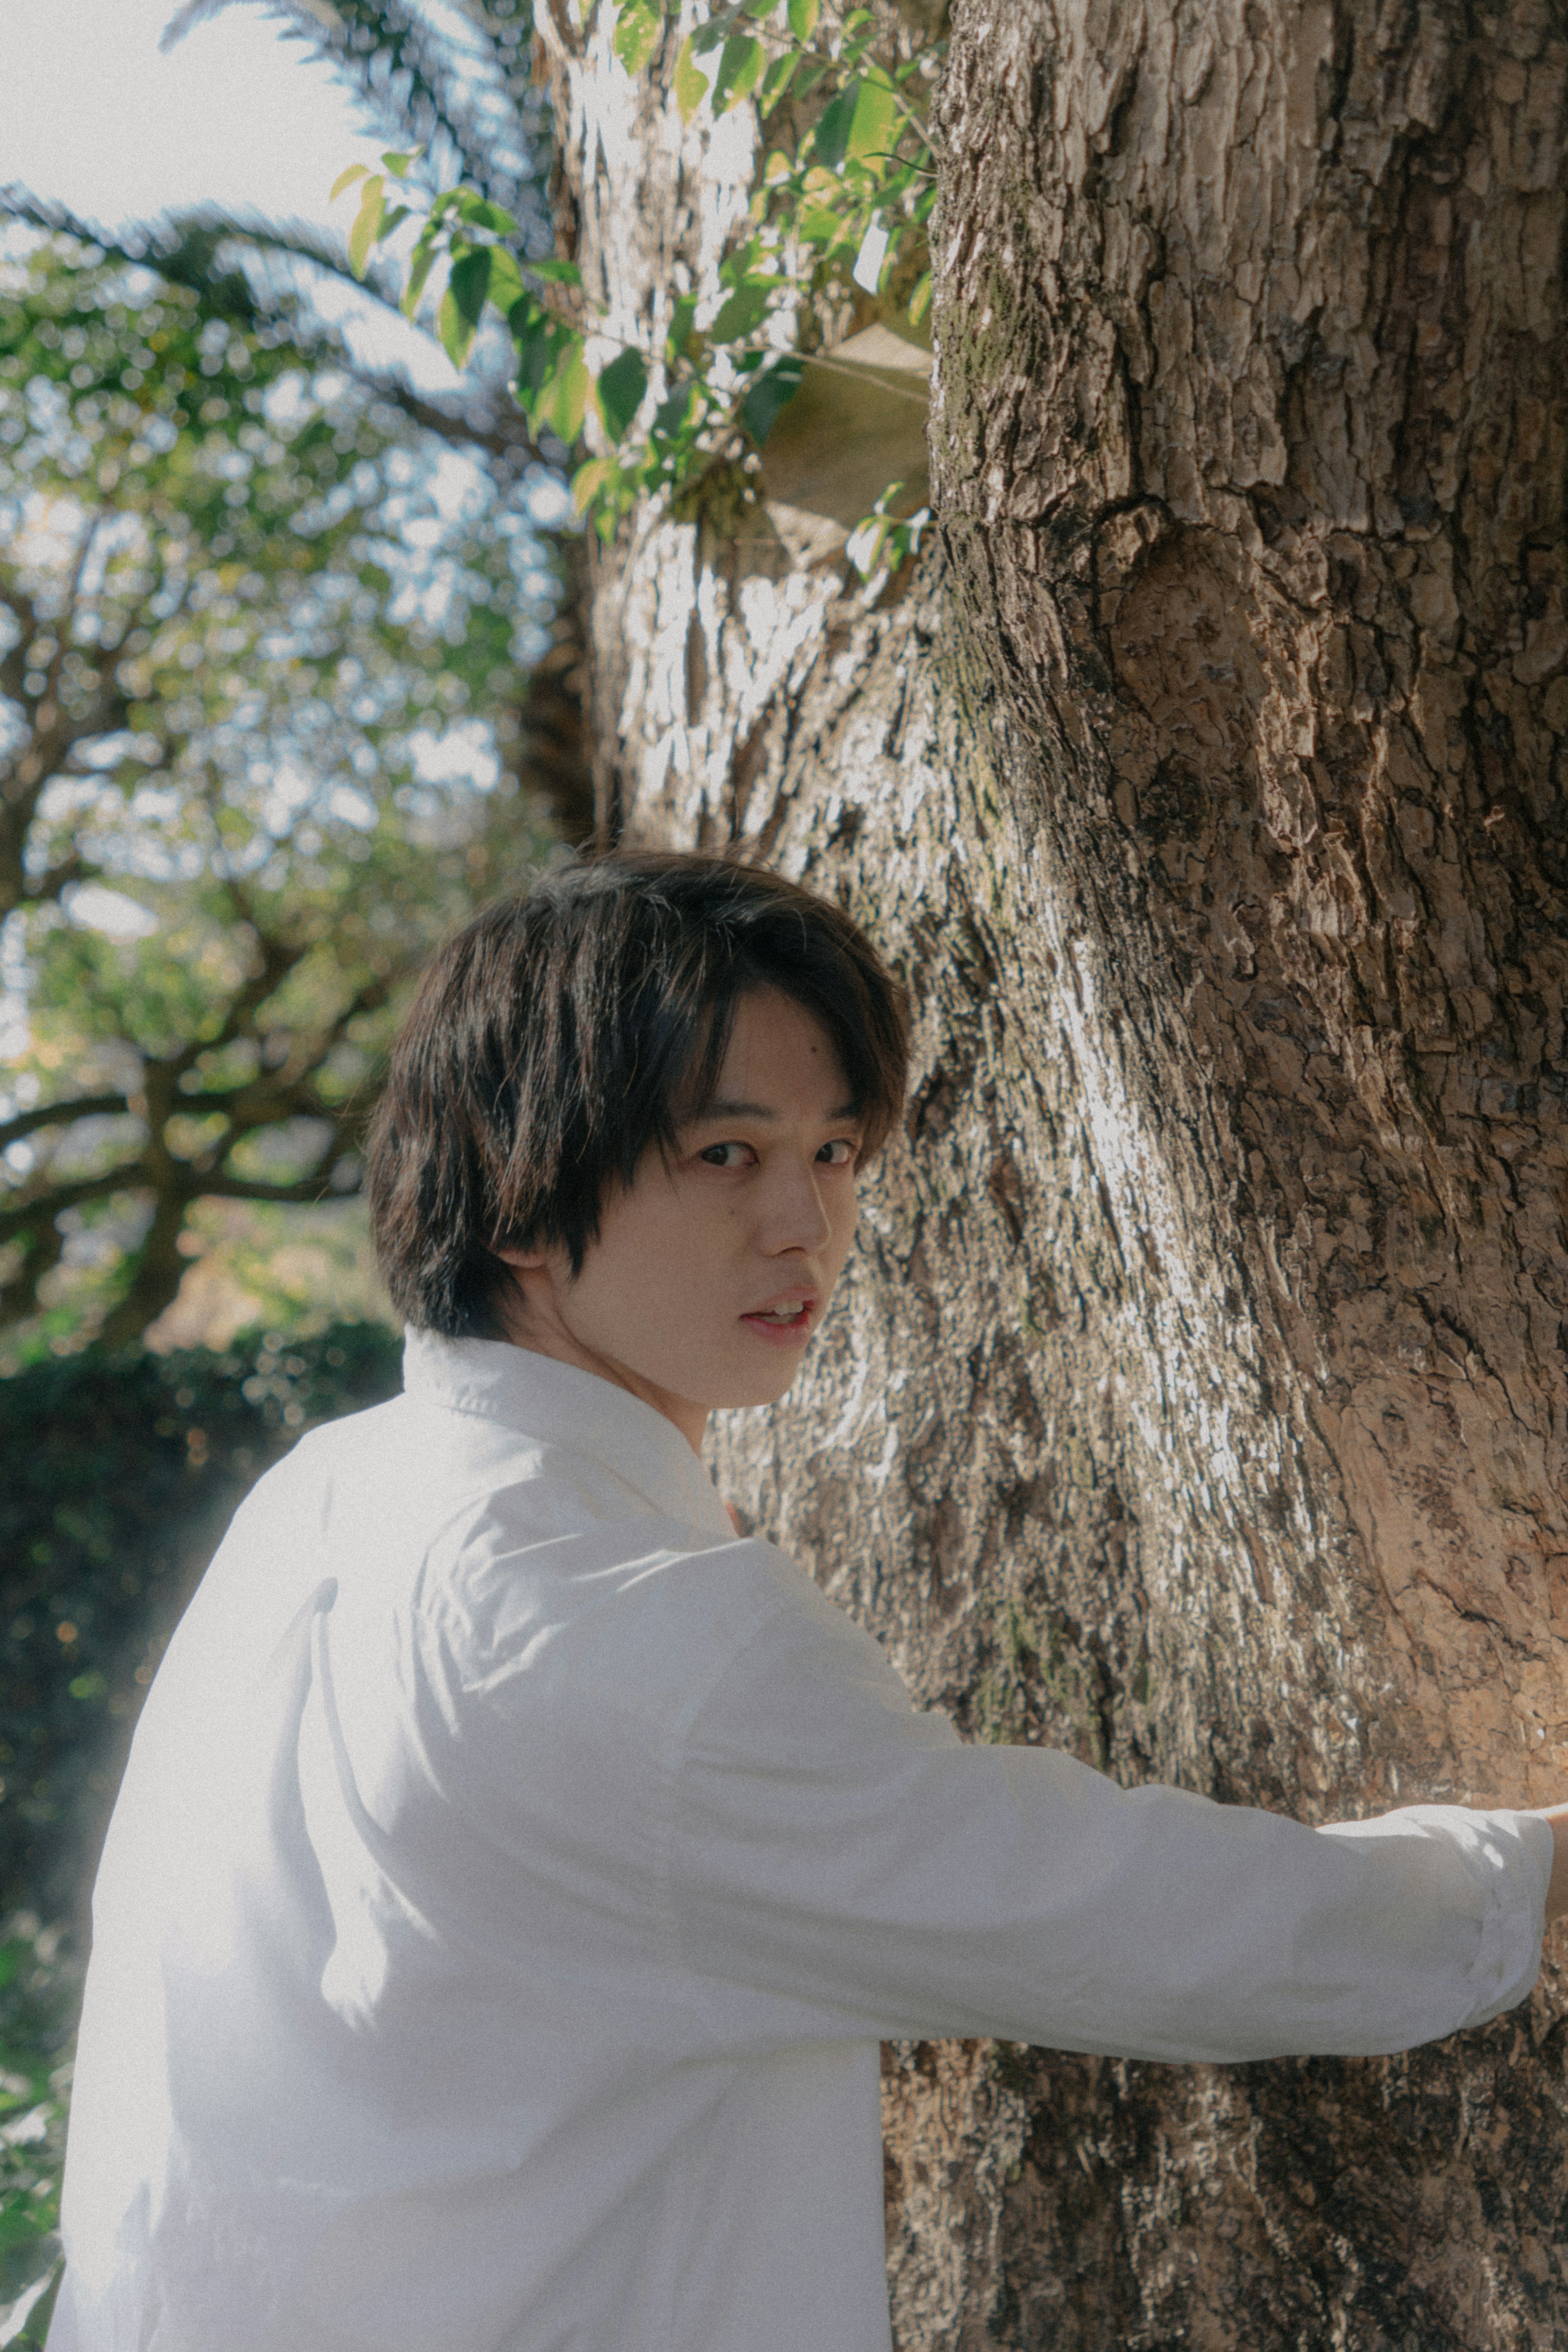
[366,851,909,1338]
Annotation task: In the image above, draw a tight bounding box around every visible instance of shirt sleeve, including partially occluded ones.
[668,1558,1552,2061]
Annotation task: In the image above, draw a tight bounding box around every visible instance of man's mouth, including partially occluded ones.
[740,1297,815,1342]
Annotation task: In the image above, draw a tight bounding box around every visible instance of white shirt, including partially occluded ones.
[51,1331,1550,2352]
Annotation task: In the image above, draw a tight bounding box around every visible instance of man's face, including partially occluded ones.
[497,987,866,1447]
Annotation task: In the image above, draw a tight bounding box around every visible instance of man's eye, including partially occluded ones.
[699,1142,751,1168]
[817,1139,856,1166]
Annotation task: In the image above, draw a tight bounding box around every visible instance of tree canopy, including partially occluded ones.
[0,232,561,1352]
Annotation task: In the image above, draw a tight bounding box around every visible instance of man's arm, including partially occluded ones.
[670,1563,1555,2064]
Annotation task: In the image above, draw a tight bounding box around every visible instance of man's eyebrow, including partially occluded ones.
[690,1096,863,1123]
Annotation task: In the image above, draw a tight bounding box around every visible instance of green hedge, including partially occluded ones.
[0,1322,403,2341]
[0,1917,82,2339]
[0,1323,403,1926]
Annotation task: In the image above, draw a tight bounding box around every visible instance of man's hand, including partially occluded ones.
[1539,1806,1568,1923]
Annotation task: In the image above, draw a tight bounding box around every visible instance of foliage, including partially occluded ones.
[0,1321,404,2343]
[0,233,559,1350]
[340,0,940,573]
[0,230,552,900]
[0,192,541,482]
[1,229,368,923]
[119,1193,394,1356]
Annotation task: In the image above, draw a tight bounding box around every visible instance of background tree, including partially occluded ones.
[0,0,606,1358]
[0,233,557,1349]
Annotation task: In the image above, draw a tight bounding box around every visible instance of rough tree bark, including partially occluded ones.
[540,0,1568,2342]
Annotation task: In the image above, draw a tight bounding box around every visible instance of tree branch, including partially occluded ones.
[164,925,313,1085]
[196,1166,359,1206]
[0,1215,66,1329]
[22,848,89,905]
[0,546,147,916]
[0,577,42,702]
[0,1167,151,1246]
[94,1184,192,1351]
[0,1092,131,1151]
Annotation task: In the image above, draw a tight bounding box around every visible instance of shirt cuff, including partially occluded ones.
[1322,1804,1552,2031]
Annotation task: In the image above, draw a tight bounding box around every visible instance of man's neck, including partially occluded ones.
[495,1282,709,1455]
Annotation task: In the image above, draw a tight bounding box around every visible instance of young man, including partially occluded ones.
[50,854,1566,2352]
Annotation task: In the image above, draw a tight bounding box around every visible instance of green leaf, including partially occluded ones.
[786,0,819,35]
[381,147,424,179]
[345,176,385,277]
[709,278,773,343]
[908,270,932,327]
[455,193,518,234]
[845,511,888,578]
[712,34,766,116]
[759,51,798,114]
[530,259,583,285]
[401,235,440,321]
[513,306,567,417]
[572,455,619,515]
[652,381,697,439]
[329,163,370,203]
[739,353,804,447]
[811,73,896,169]
[346,176,385,279]
[886,504,932,575]
[674,37,711,120]
[376,205,411,243]
[516,320,591,441]
[613,0,664,75]
[810,83,857,167]
[665,293,700,363]
[846,479,926,578]
[797,203,849,247]
[540,348,590,442]
[439,247,492,369]
[486,248,526,319]
[595,347,649,441]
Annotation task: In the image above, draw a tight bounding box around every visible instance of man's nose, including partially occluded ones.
[760,1159,833,1254]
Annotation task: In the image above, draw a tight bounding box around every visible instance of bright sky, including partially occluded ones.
[0,0,460,387]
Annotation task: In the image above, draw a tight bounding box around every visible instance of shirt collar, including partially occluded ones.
[401,1327,735,1542]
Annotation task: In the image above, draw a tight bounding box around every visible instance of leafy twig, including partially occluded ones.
[332,0,942,568]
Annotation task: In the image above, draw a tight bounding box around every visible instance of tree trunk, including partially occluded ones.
[542,0,1568,2342]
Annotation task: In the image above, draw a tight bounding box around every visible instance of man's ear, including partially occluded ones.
[494,1242,548,1271]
